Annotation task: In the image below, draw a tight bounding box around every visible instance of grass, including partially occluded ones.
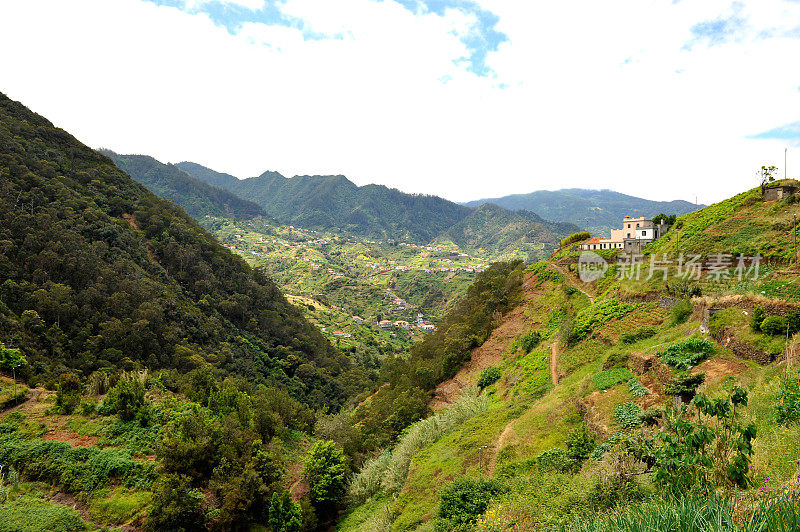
[88,486,152,525]
[0,491,90,531]
[568,494,800,532]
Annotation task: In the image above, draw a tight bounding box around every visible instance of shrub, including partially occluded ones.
[664,372,706,397]
[55,373,82,415]
[100,375,146,422]
[602,351,629,370]
[669,299,693,326]
[750,307,766,332]
[561,231,591,248]
[437,478,507,525]
[145,474,205,531]
[536,448,575,473]
[519,331,542,353]
[628,378,649,398]
[593,369,635,390]
[761,316,788,336]
[620,325,657,345]
[477,367,502,389]
[658,339,713,370]
[566,425,596,463]
[614,402,643,428]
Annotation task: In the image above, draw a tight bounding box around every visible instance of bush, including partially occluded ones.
[614,402,643,428]
[620,325,657,345]
[100,376,146,422]
[628,379,649,398]
[602,352,629,370]
[145,474,205,531]
[658,339,713,370]
[536,448,575,473]
[519,331,542,353]
[477,367,502,389]
[566,425,596,463]
[55,373,81,415]
[437,478,507,525]
[664,372,706,397]
[561,231,591,248]
[761,316,788,336]
[750,307,766,332]
[593,369,635,390]
[669,299,693,326]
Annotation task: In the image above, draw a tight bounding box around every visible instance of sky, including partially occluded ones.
[1,0,799,204]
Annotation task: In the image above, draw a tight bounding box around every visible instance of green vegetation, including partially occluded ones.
[477,367,502,389]
[179,162,474,244]
[776,372,800,425]
[0,492,90,531]
[572,299,634,342]
[593,368,635,390]
[657,339,714,370]
[0,92,348,410]
[436,478,507,528]
[614,402,643,428]
[561,231,591,248]
[103,150,266,220]
[620,325,657,345]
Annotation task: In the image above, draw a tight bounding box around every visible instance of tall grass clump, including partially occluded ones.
[568,494,800,532]
[347,387,488,505]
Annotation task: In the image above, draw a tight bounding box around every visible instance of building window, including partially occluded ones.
[636,223,639,228]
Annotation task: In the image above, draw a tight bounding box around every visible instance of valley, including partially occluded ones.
[1,91,799,532]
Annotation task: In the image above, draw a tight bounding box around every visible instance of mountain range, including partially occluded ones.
[464,188,702,235]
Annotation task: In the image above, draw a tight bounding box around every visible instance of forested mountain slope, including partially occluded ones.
[102,150,266,220]
[465,188,702,235]
[0,92,349,409]
[178,161,473,243]
[437,202,579,260]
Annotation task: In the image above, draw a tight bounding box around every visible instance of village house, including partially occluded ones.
[378,320,394,329]
[394,320,411,329]
[332,331,352,339]
[352,316,364,325]
[581,215,670,254]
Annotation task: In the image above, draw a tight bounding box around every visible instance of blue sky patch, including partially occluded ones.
[142,0,506,76]
[750,121,800,146]
[686,3,746,48]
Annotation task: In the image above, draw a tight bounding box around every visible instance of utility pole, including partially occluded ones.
[794,213,797,266]
[786,147,788,180]
[12,364,19,400]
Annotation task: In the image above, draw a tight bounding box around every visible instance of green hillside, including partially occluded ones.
[645,180,800,264]
[336,185,800,531]
[465,188,702,235]
[0,93,351,409]
[102,151,266,220]
[438,202,579,261]
[179,162,473,243]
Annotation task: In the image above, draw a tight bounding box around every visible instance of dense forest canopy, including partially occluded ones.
[0,92,356,410]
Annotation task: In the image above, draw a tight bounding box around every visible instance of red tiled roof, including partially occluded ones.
[582,237,602,245]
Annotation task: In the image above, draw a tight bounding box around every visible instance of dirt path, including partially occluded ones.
[552,263,594,304]
[487,419,516,475]
[0,388,43,415]
[550,341,559,385]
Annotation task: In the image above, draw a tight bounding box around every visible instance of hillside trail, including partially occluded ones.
[487,419,516,476]
[551,263,594,304]
[0,388,43,415]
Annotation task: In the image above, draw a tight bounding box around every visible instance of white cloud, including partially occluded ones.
[185,0,266,10]
[0,0,798,206]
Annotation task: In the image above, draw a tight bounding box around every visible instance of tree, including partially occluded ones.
[56,372,82,414]
[145,474,206,532]
[269,491,302,532]
[759,165,778,194]
[304,440,346,508]
[0,342,26,371]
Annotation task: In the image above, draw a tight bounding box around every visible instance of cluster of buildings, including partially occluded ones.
[580,216,671,254]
